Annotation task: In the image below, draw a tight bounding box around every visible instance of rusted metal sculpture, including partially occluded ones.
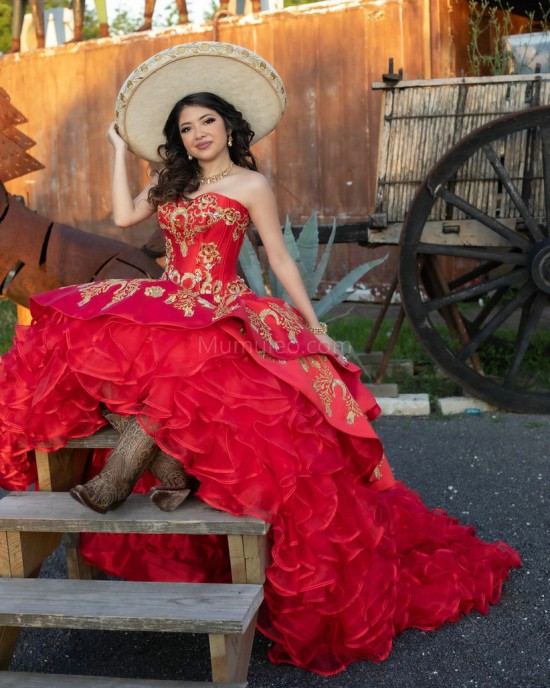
[0,89,44,183]
[6,0,45,53]
[0,181,163,307]
[0,89,162,308]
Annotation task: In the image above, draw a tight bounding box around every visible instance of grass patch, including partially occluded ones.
[0,300,17,354]
[328,315,462,398]
[329,312,550,399]
[328,316,429,362]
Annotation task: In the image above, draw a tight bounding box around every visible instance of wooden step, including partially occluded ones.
[0,493,270,536]
[0,579,262,634]
[64,426,122,448]
[0,673,247,687]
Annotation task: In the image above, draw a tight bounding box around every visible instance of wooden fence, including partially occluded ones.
[0,0,482,293]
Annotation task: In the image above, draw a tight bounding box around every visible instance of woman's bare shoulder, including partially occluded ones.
[229,168,272,205]
[194,167,273,210]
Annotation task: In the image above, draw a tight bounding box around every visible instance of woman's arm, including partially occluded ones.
[247,176,348,363]
[108,122,157,228]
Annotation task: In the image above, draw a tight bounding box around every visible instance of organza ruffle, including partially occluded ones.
[0,309,521,676]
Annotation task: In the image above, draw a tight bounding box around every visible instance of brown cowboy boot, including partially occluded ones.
[101,410,197,512]
[102,410,129,434]
[149,450,198,512]
[70,417,156,514]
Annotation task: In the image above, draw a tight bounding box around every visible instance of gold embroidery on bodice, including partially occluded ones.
[161,193,249,258]
[77,193,253,320]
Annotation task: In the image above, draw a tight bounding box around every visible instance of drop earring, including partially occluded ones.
[187,153,193,160]
[227,133,233,148]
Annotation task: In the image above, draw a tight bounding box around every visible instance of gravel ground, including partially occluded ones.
[4,412,549,688]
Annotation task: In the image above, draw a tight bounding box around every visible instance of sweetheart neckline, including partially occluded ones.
[181,191,249,215]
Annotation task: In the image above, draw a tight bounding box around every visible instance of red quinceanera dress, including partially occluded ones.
[0,192,520,675]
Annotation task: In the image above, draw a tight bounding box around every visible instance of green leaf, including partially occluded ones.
[311,219,336,294]
[268,265,284,298]
[296,212,319,296]
[283,216,309,290]
[314,255,387,318]
[271,216,306,304]
[238,235,267,296]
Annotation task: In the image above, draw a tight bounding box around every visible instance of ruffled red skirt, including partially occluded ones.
[0,299,521,675]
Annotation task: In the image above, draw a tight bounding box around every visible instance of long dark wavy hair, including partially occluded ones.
[148,92,258,208]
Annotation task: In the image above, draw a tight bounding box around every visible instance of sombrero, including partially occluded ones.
[115,42,286,162]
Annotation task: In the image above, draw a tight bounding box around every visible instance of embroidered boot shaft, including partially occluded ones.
[102,410,197,511]
[70,417,156,514]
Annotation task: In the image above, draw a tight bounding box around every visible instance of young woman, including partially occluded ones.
[0,42,520,675]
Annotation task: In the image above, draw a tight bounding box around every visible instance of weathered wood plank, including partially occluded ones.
[209,621,257,684]
[35,448,89,491]
[0,531,61,579]
[227,535,247,585]
[227,535,269,585]
[64,427,119,448]
[372,74,550,90]
[63,533,103,581]
[0,673,247,687]
[373,76,547,233]
[368,218,521,246]
[0,579,263,634]
[0,494,270,536]
[0,627,20,671]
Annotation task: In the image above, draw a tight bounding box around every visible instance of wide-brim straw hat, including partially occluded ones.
[115,41,286,162]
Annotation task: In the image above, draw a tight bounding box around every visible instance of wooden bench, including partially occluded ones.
[0,428,271,686]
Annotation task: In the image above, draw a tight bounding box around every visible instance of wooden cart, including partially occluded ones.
[367,73,550,413]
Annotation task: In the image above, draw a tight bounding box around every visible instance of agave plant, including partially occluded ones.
[239,212,386,316]
[238,213,386,374]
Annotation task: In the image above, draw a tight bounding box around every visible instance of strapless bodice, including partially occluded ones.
[158,192,251,296]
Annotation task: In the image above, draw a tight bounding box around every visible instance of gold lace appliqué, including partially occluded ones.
[211,278,250,319]
[268,302,304,343]
[244,301,306,349]
[144,286,165,298]
[301,355,363,424]
[77,280,141,310]
[245,306,281,350]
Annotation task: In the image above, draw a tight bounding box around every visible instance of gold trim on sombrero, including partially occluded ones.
[115,42,286,162]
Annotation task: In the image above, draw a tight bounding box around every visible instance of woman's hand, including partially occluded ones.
[314,332,349,366]
[107,121,128,153]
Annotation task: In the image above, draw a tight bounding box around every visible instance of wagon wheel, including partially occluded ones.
[399,106,550,413]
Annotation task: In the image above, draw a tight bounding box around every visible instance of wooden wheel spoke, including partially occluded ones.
[436,186,532,251]
[423,268,526,313]
[457,281,535,361]
[470,286,509,333]
[418,243,527,265]
[448,261,499,290]
[482,143,544,242]
[504,292,547,388]
[541,125,550,238]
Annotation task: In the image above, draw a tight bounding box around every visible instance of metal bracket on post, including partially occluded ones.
[382,58,403,84]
